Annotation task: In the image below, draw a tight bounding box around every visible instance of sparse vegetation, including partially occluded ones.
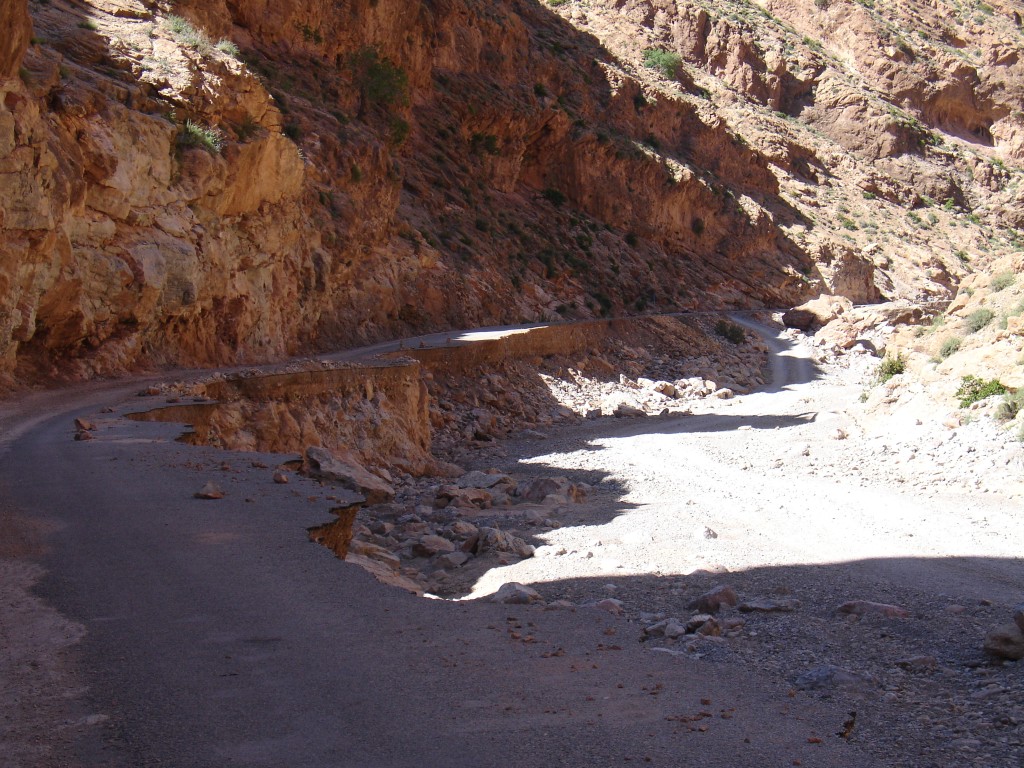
[877,352,906,382]
[642,48,683,80]
[167,15,211,53]
[939,337,962,358]
[215,39,240,58]
[177,120,223,154]
[350,47,409,112]
[955,375,1007,407]
[714,320,746,345]
[965,308,994,333]
[991,271,1016,292]
[995,390,1024,421]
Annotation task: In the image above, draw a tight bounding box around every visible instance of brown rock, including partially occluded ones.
[783,295,854,331]
[491,582,544,605]
[689,585,739,614]
[194,481,225,500]
[272,471,289,484]
[983,623,1024,660]
[74,417,95,431]
[304,446,394,505]
[413,534,456,557]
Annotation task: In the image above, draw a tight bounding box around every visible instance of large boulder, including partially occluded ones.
[783,294,854,332]
[984,622,1024,661]
[304,446,394,504]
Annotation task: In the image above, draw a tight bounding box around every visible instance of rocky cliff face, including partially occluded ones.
[1,0,1022,387]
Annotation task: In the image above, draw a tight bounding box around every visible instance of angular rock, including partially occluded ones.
[613,403,647,418]
[518,477,585,504]
[74,430,94,441]
[437,485,492,509]
[476,527,534,558]
[435,551,470,569]
[795,665,879,693]
[304,447,392,504]
[685,614,715,633]
[645,618,688,639]
[456,470,513,490]
[738,599,801,613]
[74,417,95,431]
[689,584,738,614]
[194,481,225,499]
[837,600,910,619]
[491,582,544,605]
[983,623,1024,660]
[1014,603,1024,634]
[348,540,401,571]
[414,534,456,557]
[895,655,938,672]
[447,520,479,539]
[783,295,854,331]
[272,471,289,484]
[588,598,624,616]
[695,617,722,636]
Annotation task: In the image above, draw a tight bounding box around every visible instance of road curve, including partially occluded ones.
[0,318,892,768]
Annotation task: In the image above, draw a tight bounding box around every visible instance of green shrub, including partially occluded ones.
[642,48,683,79]
[714,320,746,345]
[991,271,1016,292]
[350,47,409,109]
[995,390,1024,421]
[177,120,223,154]
[542,188,567,206]
[965,308,995,333]
[955,375,1007,407]
[877,352,906,382]
[939,336,961,358]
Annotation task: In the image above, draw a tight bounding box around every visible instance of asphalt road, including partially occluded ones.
[0,323,883,768]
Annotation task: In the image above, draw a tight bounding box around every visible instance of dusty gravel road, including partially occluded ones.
[0,317,1020,767]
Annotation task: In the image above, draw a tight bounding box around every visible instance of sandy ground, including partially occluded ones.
[444,318,1024,767]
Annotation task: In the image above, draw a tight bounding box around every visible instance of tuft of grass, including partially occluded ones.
[177,120,223,154]
[955,375,1007,408]
[965,308,995,333]
[991,271,1016,292]
[215,39,240,58]
[167,15,211,53]
[877,352,906,382]
[939,336,962,359]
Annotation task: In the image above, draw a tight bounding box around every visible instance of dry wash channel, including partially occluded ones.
[127,314,770,597]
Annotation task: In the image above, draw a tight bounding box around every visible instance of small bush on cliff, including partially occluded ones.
[939,336,962,359]
[995,390,1024,422]
[966,308,995,333]
[877,352,906,382]
[642,48,683,80]
[542,188,567,206]
[991,271,1016,292]
[178,121,223,154]
[350,47,409,113]
[956,375,1007,407]
[714,320,746,345]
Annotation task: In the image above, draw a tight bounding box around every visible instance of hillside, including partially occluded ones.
[2,0,1024,387]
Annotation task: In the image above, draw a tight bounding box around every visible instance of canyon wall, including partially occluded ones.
[1,0,1021,388]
